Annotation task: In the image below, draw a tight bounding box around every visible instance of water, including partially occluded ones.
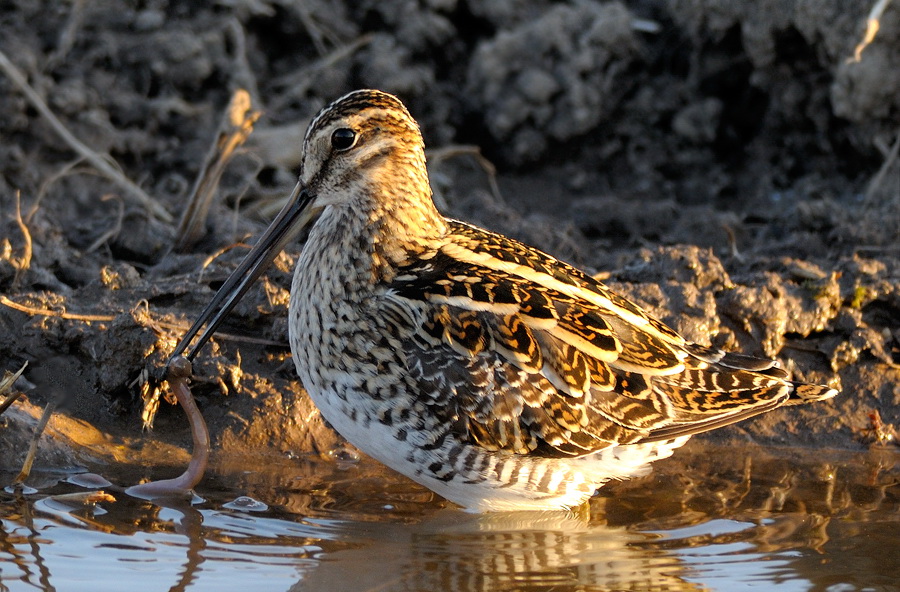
[1,442,898,592]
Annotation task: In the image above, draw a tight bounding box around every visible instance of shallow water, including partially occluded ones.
[1,442,898,592]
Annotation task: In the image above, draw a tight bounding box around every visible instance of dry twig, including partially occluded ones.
[0,49,171,222]
[174,88,262,251]
[198,241,251,283]
[14,399,58,486]
[296,4,338,56]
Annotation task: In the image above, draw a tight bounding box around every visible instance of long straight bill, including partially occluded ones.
[168,182,317,364]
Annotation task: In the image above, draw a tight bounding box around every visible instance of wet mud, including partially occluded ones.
[0,1,898,480]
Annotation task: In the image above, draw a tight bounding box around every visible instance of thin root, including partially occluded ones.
[13,191,32,285]
[199,241,251,282]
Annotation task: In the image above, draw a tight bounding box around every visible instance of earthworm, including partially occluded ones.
[126,356,210,499]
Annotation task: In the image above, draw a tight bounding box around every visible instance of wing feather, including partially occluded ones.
[384,220,833,459]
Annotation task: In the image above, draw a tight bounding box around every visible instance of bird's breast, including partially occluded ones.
[287,225,403,392]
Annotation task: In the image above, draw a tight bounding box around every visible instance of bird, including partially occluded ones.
[168,89,838,512]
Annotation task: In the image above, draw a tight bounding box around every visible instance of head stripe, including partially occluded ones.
[306,90,412,145]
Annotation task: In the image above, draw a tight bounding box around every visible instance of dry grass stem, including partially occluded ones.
[0,49,172,222]
[849,0,894,62]
[47,0,86,68]
[174,88,262,252]
[0,362,28,417]
[722,223,744,261]
[866,127,900,201]
[13,191,32,285]
[226,19,261,105]
[0,295,116,322]
[29,159,89,224]
[428,145,506,210]
[14,399,59,485]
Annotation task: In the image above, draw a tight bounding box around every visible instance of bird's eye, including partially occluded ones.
[331,128,357,151]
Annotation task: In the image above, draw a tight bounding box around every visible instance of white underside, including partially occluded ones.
[307,386,690,512]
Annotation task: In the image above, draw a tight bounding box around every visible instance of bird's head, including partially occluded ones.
[298,89,431,213]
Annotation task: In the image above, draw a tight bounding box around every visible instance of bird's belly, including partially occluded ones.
[293,380,680,512]
[304,386,416,471]
[286,266,691,511]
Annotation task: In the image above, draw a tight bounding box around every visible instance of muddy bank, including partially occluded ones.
[1,1,898,474]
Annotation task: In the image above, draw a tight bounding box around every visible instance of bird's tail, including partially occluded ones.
[785,381,839,405]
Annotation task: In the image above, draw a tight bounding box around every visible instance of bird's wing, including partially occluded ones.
[384,220,834,458]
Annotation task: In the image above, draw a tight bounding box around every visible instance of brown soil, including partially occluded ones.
[1,1,898,475]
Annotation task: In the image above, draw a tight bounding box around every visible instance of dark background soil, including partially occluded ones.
[1,1,898,471]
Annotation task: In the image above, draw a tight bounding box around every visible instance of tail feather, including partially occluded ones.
[639,342,838,441]
[684,344,790,377]
[785,381,839,405]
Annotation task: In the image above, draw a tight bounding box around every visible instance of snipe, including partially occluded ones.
[169,90,837,512]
